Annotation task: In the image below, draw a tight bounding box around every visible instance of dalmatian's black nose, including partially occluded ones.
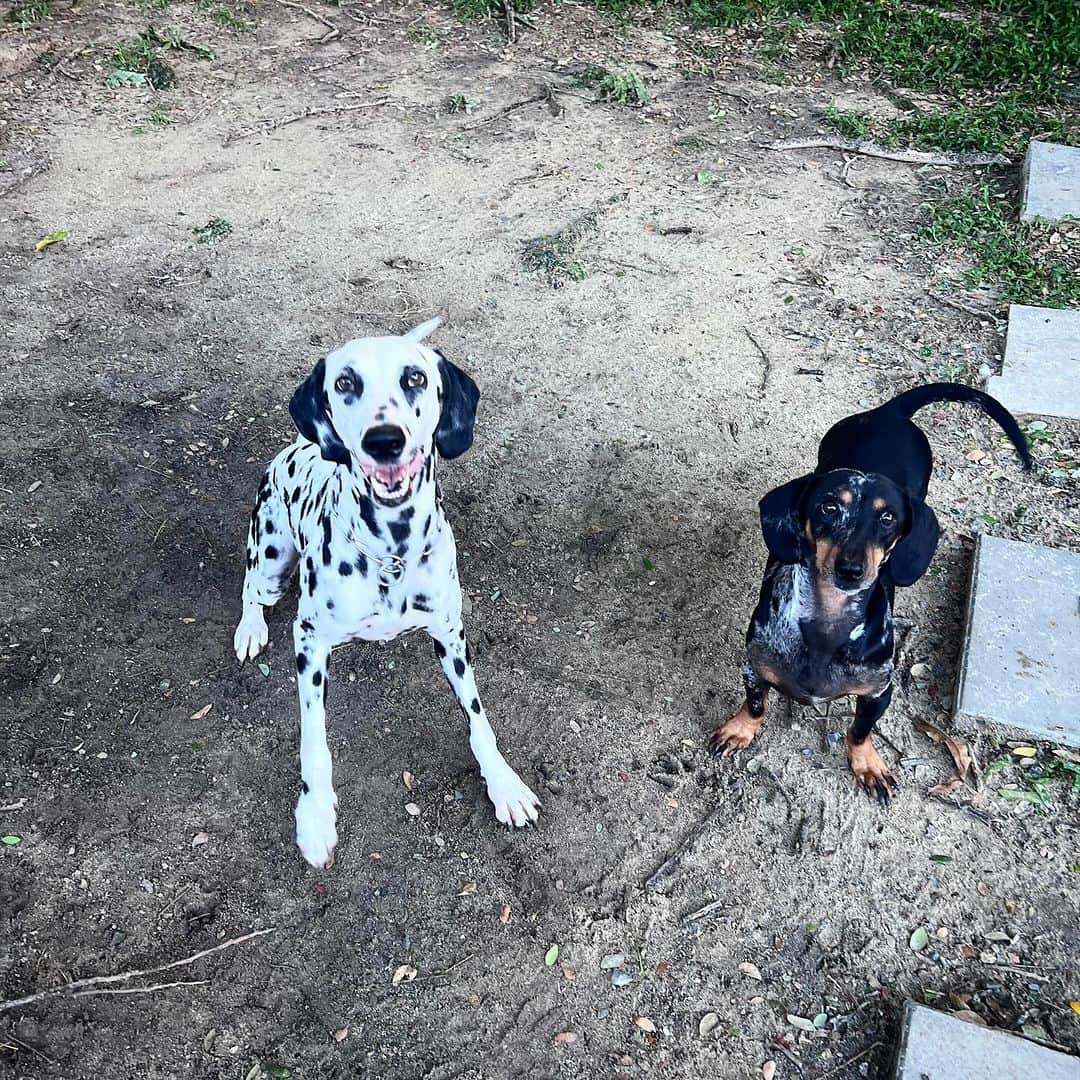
[835,557,865,586]
[362,424,407,463]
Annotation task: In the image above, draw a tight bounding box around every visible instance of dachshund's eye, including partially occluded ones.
[880,510,896,525]
[406,370,427,389]
[820,502,839,516]
[334,375,354,394]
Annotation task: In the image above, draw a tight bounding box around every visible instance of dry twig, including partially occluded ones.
[766,137,1009,167]
[275,0,340,43]
[0,929,275,1014]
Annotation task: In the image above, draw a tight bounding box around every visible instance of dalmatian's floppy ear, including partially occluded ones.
[434,351,480,460]
[758,473,815,565]
[403,316,443,343]
[289,358,351,467]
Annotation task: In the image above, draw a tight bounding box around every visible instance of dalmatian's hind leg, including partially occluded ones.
[234,471,297,664]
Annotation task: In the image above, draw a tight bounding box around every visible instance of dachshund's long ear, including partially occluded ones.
[886,497,939,587]
[434,351,479,460]
[758,473,815,564]
[289,358,351,466]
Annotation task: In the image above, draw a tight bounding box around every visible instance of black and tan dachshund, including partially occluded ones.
[711,383,1032,801]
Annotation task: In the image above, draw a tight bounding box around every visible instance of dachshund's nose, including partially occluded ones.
[361,424,406,463]
[835,557,865,585]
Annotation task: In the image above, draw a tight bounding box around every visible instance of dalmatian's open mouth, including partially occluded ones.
[361,449,425,506]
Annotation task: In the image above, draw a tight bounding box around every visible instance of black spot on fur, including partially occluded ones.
[339,560,352,576]
[355,553,368,576]
[400,599,408,615]
[413,594,432,613]
[433,640,447,659]
[453,658,465,677]
[327,599,335,610]
[470,697,481,714]
[389,507,414,546]
[357,495,380,537]
[312,671,323,687]
[288,460,296,478]
[301,780,309,794]
[300,619,314,633]
[265,544,279,560]
[321,513,333,566]
[291,487,302,504]
[265,519,275,534]
[296,653,308,673]
[423,515,431,535]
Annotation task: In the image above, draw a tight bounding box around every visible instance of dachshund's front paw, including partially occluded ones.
[709,705,764,758]
[846,734,897,806]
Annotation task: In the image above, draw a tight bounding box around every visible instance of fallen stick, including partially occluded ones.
[275,0,340,43]
[765,137,1009,167]
[744,328,771,394]
[225,99,395,144]
[644,804,723,891]
[0,929,275,1014]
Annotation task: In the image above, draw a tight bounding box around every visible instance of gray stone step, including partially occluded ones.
[1021,140,1080,223]
[895,1003,1079,1079]
[954,534,1080,749]
[985,304,1080,421]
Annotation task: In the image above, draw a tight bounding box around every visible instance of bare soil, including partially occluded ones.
[1,3,1078,1078]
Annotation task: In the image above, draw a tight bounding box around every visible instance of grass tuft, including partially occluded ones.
[920,186,1080,308]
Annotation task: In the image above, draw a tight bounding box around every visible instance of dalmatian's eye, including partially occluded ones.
[406,370,427,389]
[880,510,896,525]
[820,502,839,516]
[334,374,354,394]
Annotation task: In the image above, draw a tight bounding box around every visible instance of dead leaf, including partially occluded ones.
[403,770,415,790]
[787,1014,816,1032]
[698,1012,720,1037]
[560,962,576,981]
[553,1031,577,1045]
[189,704,212,721]
[26,480,42,493]
[952,1009,987,1027]
[762,1063,777,1080]
[928,777,964,797]
[191,831,209,847]
[332,1027,348,1042]
[1070,1002,1080,1016]
[404,802,421,817]
[457,881,477,896]
[914,718,971,791]
[499,904,511,925]
[739,961,763,981]
[635,1017,657,1034]
[392,964,417,986]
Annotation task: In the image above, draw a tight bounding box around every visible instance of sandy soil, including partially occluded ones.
[1,2,1078,1077]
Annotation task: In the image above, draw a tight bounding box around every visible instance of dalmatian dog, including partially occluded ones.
[233,318,541,868]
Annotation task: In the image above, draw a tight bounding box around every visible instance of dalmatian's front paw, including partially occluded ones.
[484,765,542,828]
[233,608,268,663]
[295,790,338,869]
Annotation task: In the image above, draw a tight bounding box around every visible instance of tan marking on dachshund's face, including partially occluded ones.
[801,472,907,592]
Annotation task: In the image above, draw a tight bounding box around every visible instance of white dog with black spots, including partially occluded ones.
[234,318,541,868]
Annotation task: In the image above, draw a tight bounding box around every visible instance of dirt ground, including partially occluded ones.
[2,2,1079,1078]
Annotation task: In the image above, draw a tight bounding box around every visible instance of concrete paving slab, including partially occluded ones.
[1021,140,1080,223]
[985,304,1080,420]
[954,534,1080,748]
[894,1003,1079,1080]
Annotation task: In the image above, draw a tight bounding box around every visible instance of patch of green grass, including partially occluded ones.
[133,102,176,134]
[578,65,649,106]
[445,93,480,115]
[593,1,1080,101]
[920,185,1080,308]
[453,0,532,17]
[7,0,52,24]
[192,217,233,243]
[824,102,870,140]
[195,1,253,32]
[824,95,1078,156]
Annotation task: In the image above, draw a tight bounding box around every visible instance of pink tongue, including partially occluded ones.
[372,449,424,486]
